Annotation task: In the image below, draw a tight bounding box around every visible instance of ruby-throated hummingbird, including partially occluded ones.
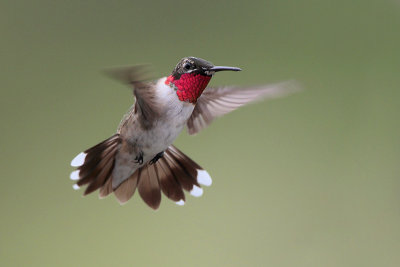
[70,57,299,209]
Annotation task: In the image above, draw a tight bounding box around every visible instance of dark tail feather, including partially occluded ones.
[164,145,212,199]
[165,146,201,191]
[99,174,113,198]
[70,134,120,196]
[114,171,139,204]
[70,142,212,210]
[137,165,162,210]
[118,145,212,209]
[157,157,185,202]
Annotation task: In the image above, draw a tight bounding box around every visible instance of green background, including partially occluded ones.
[1,0,399,266]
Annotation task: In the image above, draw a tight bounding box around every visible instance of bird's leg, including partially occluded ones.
[149,151,164,165]
[134,151,144,165]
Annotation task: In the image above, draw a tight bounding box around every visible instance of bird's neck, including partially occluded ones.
[165,73,211,103]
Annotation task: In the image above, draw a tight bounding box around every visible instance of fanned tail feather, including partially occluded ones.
[70,134,120,195]
[114,171,139,204]
[99,174,114,199]
[157,157,185,202]
[137,165,162,209]
[70,142,212,210]
[110,145,211,209]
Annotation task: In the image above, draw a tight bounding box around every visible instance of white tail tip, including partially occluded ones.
[175,200,185,206]
[72,184,80,190]
[70,170,80,181]
[190,185,203,197]
[197,170,212,186]
[71,152,86,167]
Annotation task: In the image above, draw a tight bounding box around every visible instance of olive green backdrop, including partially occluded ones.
[1,0,399,266]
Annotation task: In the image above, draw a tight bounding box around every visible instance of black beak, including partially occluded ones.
[208,66,242,72]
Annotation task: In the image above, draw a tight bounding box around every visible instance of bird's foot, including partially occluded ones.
[149,151,164,165]
[134,151,144,165]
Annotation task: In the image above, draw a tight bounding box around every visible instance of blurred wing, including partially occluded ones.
[103,65,161,124]
[187,80,301,135]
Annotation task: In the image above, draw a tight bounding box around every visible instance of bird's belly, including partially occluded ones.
[144,123,182,153]
[141,104,194,158]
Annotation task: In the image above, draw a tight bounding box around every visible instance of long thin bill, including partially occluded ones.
[209,66,242,72]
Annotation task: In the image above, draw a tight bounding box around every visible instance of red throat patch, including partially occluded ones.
[165,73,211,103]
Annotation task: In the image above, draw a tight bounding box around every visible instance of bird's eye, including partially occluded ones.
[183,63,192,70]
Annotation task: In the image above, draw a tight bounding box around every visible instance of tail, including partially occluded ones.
[113,145,212,209]
[70,142,212,210]
[70,134,120,195]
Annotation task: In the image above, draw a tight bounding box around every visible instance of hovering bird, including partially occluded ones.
[70,57,298,209]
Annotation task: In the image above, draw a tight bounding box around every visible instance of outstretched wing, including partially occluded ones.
[187,81,301,135]
[103,65,161,128]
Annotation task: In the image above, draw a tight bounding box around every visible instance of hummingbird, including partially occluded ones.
[70,57,299,209]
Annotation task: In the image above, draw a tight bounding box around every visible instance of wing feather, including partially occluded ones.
[187,81,301,135]
[103,65,161,129]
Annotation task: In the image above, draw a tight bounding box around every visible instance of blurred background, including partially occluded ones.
[1,0,399,266]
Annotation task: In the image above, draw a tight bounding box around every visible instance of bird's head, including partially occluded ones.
[165,57,241,103]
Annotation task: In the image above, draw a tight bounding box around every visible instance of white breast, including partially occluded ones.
[155,77,194,121]
[142,77,194,155]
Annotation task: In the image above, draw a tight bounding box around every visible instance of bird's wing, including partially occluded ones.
[103,65,162,125]
[186,81,301,135]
